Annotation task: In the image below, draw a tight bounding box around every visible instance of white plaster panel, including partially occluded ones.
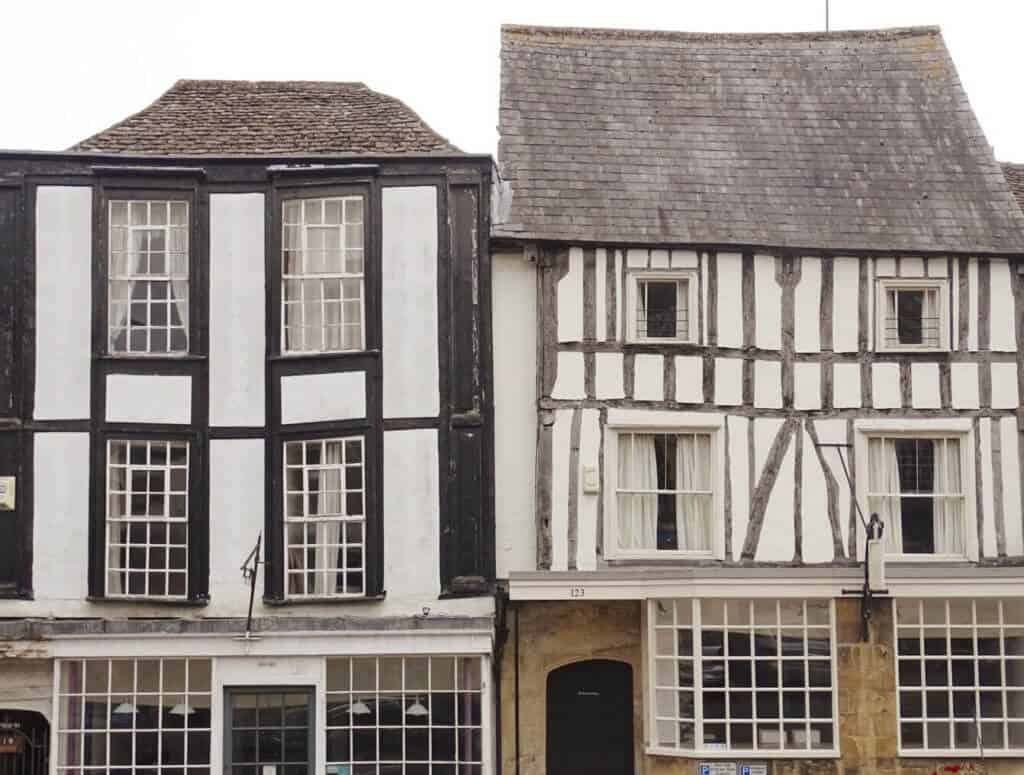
[35,186,91,420]
[208,439,264,612]
[832,257,860,353]
[801,425,833,564]
[550,410,573,571]
[595,248,607,341]
[794,363,821,410]
[650,249,670,269]
[701,255,709,347]
[872,363,902,409]
[927,258,949,278]
[981,419,997,558]
[794,257,821,353]
[551,352,585,399]
[910,363,941,409]
[875,257,896,277]
[968,259,979,351]
[714,358,743,406]
[106,374,191,424]
[952,260,961,343]
[990,260,1016,352]
[595,352,625,400]
[716,253,743,349]
[675,356,703,404]
[209,193,265,426]
[626,248,647,269]
[754,360,782,409]
[991,362,1019,409]
[34,433,90,601]
[728,416,750,561]
[577,409,600,571]
[902,257,925,277]
[671,250,699,269]
[633,354,664,402]
[384,429,441,599]
[832,363,862,408]
[754,419,793,562]
[1001,417,1023,558]
[382,186,440,418]
[614,249,623,340]
[558,247,584,342]
[754,256,781,350]
[280,371,366,424]
[493,252,537,577]
[815,419,853,555]
[951,363,980,409]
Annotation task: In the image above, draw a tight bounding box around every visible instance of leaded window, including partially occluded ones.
[650,599,837,754]
[325,656,483,774]
[281,196,365,353]
[895,598,1024,753]
[108,200,189,355]
[106,440,189,598]
[56,658,212,774]
[284,437,365,598]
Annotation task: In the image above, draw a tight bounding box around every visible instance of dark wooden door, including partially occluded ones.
[0,710,49,775]
[546,660,634,775]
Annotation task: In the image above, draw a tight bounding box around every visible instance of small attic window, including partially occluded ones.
[877,279,949,351]
[626,271,697,344]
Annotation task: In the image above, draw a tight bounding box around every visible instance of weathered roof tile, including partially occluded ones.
[1004,163,1024,213]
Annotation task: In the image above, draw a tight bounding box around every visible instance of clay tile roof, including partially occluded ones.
[1004,163,1024,213]
[72,79,457,155]
[497,24,1024,254]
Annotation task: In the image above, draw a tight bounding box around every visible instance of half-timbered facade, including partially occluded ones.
[0,80,494,775]
[492,25,1024,775]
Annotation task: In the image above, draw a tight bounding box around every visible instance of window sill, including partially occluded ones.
[86,595,208,606]
[606,551,717,563]
[646,746,839,760]
[264,592,386,606]
[96,354,206,363]
[899,749,1024,758]
[269,350,380,363]
[887,554,971,563]
[875,346,951,354]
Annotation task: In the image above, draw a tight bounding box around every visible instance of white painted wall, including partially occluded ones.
[596,352,625,399]
[800,424,833,564]
[1001,417,1023,557]
[558,247,584,342]
[910,363,941,409]
[990,259,1016,352]
[634,354,663,401]
[714,358,743,406]
[35,186,91,420]
[675,356,703,404]
[951,363,980,409]
[717,253,743,348]
[754,360,782,409]
[793,363,821,410]
[754,419,794,562]
[106,374,191,424]
[832,257,860,353]
[551,352,584,399]
[577,409,600,571]
[209,193,265,427]
[832,363,861,409]
[991,362,1019,409]
[872,363,901,409]
[382,186,440,419]
[280,371,366,424]
[754,256,781,350]
[728,415,750,561]
[492,252,537,578]
[794,257,821,353]
[550,409,573,571]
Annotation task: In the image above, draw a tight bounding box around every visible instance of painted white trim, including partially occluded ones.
[644,746,840,760]
[624,269,699,344]
[606,409,724,430]
[105,373,192,424]
[874,277,951,352]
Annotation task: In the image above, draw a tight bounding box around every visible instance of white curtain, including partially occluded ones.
[884,289,897,348]
[313,443,344,595]
[676,435,711,551]
[109,240,145,348]
[169,225,189,343]
[107,444,127,594]
[922,288,939,347]
[934,439,964,554]
[869,438,903,553]
[618,434,658,550]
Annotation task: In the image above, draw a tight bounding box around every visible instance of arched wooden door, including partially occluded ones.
[0,710,49,775]
[546,660,634,775]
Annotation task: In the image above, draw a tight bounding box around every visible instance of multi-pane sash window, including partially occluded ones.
[867,436,966,557]
[284,437,365,598]
[282,196,365,353]
[109,200,189,354]
[896,598,1024,753]
[616,432,712,554]
[57,658,212,775]
[651,599,836,754]
[106,440,189,598]
[326,656,483,774]
[880,281,944,350]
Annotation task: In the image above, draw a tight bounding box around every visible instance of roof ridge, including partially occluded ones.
[501,23,942,44]
[174,78,370,88]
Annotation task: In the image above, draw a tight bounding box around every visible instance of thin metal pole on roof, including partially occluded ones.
[826,0,830,31]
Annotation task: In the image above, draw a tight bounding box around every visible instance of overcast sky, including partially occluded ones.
[3,0,1023,161]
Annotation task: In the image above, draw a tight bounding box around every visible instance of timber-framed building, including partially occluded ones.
[491,24,1024,775]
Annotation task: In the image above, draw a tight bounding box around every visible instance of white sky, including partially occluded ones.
[3,0,1023,161]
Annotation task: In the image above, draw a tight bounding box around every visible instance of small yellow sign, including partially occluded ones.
[0,477,14,511]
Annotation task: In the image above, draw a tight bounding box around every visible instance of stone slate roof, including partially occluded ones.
[72,79,457,155]
[498,25,1024,254]
[1005,163,1024,213]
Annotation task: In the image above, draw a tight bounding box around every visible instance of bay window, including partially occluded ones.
[650,599,837,755]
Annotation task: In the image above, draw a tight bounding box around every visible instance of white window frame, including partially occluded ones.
[105,439,190,600]
[645,598,839,759]
[854,420,977,563]
[283,436,367,600]
[281,195,366,355]
[625,270,699,344]
[894,597,1024,757]
[875,277,950,352]
[603,411,723,561]
[108,200,190,356]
